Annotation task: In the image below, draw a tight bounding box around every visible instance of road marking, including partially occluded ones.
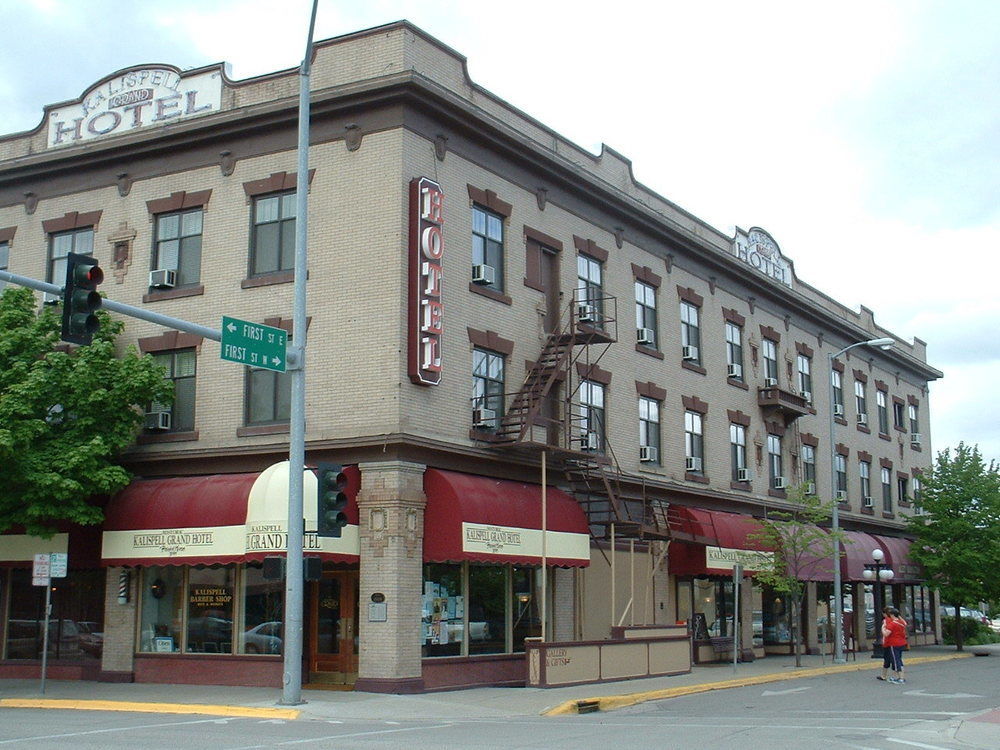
[886,739,953,749]
[0,698,299,720]
[229,723,454,748]
[903,689,984,698]
[798,710,965,716]
[761,686,812,696]
[0,716,238,745]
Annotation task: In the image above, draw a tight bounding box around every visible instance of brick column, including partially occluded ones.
[100,567,138,681]
[353,460,426,693]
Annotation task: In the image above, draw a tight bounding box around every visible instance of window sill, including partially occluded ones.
[856,425,871,434]
[910,444,922,452]
[681,361,706,376]
[882,511,895,520]
[898,500,911,507]
[684,472,709,484]
[730,480,752,491]
[835,417,848,426]
[635,344,664,360]
[137,430,199,444]
[879,432,892,441]
[237,423,290,437]
[860,506,875,515]
[768,488,787,499]
[143,284,205,303]
[468,428,503,442]
[522,277,545,293]
[727,377,749,391]
[242,270,295,289]
[468,283,512,305]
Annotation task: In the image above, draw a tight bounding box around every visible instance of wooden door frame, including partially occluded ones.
[308,569,359,680]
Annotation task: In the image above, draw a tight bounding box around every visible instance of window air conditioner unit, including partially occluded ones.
[637,327,655,345]
[149,268,177,289]
[801,391,812,404]
[472,407,496,428]
[833,404,845,417]
[577,303,596,323]
[727,363,743,379]
[581,432,599,451]
[763,377,778,387]
[639,445,658,463]
[773,476,787,490]
[836,490,848,501]
[42,292,60,305]
[736,468,750,482]
[685,456,702,472]
[910,433,922,445]
[682,345,699,361]
[144,410,171,431]
[863,495,874,508]
[857,413,868,426]
[805,481,816,495]
[472,264,495,285]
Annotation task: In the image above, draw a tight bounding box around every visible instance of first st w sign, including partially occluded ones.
[221,316,287,372]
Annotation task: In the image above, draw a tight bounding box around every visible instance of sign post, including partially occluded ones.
[33,552,68,694]
[220,316,288,372]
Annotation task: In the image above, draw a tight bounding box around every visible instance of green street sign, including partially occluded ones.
[221,316,288,372]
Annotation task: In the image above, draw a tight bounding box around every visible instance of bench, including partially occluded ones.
[708,636,735,661]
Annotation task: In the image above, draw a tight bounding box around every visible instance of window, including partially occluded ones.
[802,444,816,488]
[0,240,8,291]
[240,563,284,654]
[680,301,701,363]
[763,339,779,384]
[898,475,909,504]
[882,467,893,512]
[726,323,743,379]
[635,281,657,348]
[48,227,94,284]
[835,454,848,500]
[730,423,747,482]
[578,254,603,318]
[831,370,844,415]
[908,404,919,435]
[153,208,203,286]
[472,348,505,430]
[150,349,196,432]
[579,380,605,451]
[768,434,783,488]
[251,192,295,276]
[639,396,660,462]
[796,355,812,399]
[685,410,704,472]
[912,476,923,514]
[245,367,292,425]
[472,205,504,291]
[877,390,889,434]
[854,380,867,422]
[860,460,871,504]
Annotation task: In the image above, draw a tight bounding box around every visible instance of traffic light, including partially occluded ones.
[61,252,104,345]
[316,462,348,538]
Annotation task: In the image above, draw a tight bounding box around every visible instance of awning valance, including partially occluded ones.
[668,508,775,575]
[102,462,360,566]
[423,469,590,567]
[874,534,921,583]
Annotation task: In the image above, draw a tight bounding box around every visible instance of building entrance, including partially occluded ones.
[308,570,358,684]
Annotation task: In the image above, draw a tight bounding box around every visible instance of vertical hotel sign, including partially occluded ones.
[408,178,444,385]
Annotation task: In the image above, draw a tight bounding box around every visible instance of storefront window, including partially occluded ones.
[3,569,105,661]
[240,563,283,655]
[511,566,541,651]
[691,578,736,638]
[186,567,234,654]
[140,566,184,652]
[422,563,463,657]
[469,565,506,655]
[762,588,792,645]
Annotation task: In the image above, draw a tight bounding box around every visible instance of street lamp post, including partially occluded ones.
[863,547,895,658]
[829,337,894,663]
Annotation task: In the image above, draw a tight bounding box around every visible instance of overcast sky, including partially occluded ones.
[2,0,997,465]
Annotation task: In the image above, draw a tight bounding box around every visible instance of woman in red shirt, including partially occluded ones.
[879,606,908,683]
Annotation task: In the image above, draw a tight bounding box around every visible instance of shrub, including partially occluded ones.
[941,616,1000,645]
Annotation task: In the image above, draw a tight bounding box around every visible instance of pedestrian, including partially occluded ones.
[876,607,908,684]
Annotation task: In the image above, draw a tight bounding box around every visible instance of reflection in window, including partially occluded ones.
[241,563,283,655]
[151,349,196,432]
[251,192,296,276]
[154,208,203,286]
[140,566,184,652]
[186,567,235,654]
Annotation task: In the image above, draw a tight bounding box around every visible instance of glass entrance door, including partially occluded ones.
[309,570,358,684]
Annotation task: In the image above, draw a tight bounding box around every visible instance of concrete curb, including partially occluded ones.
[0,698,301,720]
[542,652,973,716]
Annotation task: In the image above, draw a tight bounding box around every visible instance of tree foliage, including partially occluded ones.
[0,287,172,535]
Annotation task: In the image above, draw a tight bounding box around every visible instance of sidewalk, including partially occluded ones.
[0,643,989,722]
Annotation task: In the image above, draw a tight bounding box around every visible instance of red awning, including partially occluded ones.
[874,535,921,583]
[102,465,360,566]
[423,469,590,567]
[839,531,884,581]
[795,527,836,582]
[668,508,774,575]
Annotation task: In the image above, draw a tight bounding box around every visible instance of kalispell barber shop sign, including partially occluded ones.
[47,65,222,148]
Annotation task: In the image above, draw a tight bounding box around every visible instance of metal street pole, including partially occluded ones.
[281,0,318,706]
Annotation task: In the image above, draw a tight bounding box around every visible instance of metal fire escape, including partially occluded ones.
[481,292,691,543]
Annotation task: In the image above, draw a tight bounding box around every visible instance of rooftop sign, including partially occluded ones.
[729,227,792,288]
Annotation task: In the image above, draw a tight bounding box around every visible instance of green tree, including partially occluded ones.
[906,443,1000,650]
[751,484,845,666]
[0,287,172,535]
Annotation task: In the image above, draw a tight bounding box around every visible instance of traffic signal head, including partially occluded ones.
[316,462,348,538]
[61,252,104,345]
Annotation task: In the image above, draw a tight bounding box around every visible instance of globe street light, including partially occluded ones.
[862,547,895,658]
[829,337,894,663]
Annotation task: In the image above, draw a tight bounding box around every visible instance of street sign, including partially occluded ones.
[220,316,288,372]
[50,553,68,578]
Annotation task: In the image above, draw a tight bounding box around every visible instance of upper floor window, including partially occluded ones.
[897,475,909,505]
[245,366,291,426]
[579,380,605,452]
[153,208,203,286]
[908,404,920,435]
[913,476,924,514]
[802,444,816,489]
[877,390,889,434]
[860,460,872,505]
[578,254,603,309]
[251,192,295,276]
[835,454,848,499]
[680,301,701,364]
[639,396,660,463]
[48,227,94,284]
[472,348,505,430]
[767,434,783,489]
[893,400,905,429]
[730,423,747,482]
[831,370,844,415]
[725,323,743,380]
[881,467,893,512]
[150,349,196,433]
[855,380,868,424]
[635,281,658,348]
[762,339,779,384]
[796,354,812,400]
[472,205,504,291]
[684,410,704,472]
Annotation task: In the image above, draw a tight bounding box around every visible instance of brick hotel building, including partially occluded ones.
[0,21,942,691]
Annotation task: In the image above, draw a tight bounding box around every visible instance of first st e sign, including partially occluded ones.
[220,316,287,372]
